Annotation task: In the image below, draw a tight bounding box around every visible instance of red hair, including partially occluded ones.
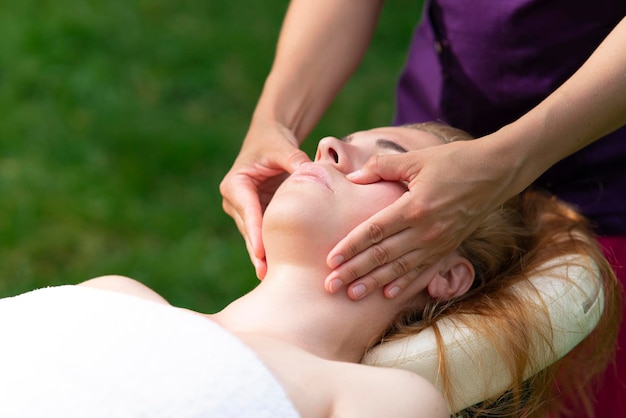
[378,123,622,416]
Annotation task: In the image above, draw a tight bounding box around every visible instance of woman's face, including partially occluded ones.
[262,127,443,252]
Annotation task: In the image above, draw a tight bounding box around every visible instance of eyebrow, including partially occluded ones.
[376,139,408,153]
[341,135,408,153]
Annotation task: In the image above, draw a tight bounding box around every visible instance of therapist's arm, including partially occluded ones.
[254,0,384,141]
[492,15,626,191]
[326,16,626,299]
[220,0,384,278]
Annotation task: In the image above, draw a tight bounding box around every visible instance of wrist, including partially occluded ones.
[475,125,544,198]
[252,72,321,144]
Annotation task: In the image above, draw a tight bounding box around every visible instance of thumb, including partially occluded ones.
[285,149,312,173]
[348,152,418,184]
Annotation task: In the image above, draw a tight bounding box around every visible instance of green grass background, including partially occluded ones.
[0,0,423,312]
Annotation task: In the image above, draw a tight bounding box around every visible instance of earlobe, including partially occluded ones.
[427,255,475,301]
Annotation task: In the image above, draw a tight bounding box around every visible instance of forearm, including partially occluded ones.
[485,16,626,194]
[253,0,384,143]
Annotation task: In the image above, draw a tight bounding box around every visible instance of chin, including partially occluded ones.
[263,211,347,261]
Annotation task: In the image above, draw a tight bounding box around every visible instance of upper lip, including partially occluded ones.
[291,163,333,190]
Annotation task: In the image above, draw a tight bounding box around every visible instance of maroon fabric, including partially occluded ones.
[591,236,626,418]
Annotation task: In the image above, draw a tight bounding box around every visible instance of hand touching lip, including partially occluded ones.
[290,163,333,191]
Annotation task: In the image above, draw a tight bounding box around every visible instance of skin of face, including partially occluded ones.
[262,127,444,261]
[217,127,473,372]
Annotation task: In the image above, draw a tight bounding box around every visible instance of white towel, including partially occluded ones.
[0,285,300,418]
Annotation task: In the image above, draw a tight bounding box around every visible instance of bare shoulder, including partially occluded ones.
[238,335,336,418]
[78,275,170,305]
[330,362,450,418]
[240,335,449,418]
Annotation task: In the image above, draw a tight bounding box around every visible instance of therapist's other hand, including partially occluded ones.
[220,121,311,279]
[325,140,515,300]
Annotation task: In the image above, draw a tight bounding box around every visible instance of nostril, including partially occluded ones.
[329,148,339,163]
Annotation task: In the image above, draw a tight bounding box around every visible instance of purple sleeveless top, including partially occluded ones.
[394,0,626,235]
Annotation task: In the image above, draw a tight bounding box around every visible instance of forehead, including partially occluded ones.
[347,127,443,151]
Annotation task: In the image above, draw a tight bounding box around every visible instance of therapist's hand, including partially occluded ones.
[220,120,311,279]
[324,139,518,300]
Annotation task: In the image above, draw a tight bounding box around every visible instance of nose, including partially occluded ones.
[315,137,354,173]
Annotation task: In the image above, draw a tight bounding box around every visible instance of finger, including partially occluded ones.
[240,204,267,279]
[346,168,382,184]
[327,193,414,269]
[255,257,268,280]
[344,249,430,300]
[348,153,421,184]
[240,232,268,280]
[227,204,267,280]
[242,201,265,261]
[221,180,268,281]
[325,226,417,292]
[223,198,263,258]
[381,253,437,299]
[344,259,418,300]
[382,269,422,299]
[221,177,266,257]
[346,248,439,300]
[285,148,312,173]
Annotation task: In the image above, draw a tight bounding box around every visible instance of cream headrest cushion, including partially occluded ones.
[361,254,603,412]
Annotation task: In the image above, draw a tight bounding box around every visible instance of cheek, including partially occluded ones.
[263,180,406,245]
[344,183,405,223]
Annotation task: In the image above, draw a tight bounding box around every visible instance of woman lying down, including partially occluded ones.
[0,123,620,417]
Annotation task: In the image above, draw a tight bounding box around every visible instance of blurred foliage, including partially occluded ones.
[0,0,423,311]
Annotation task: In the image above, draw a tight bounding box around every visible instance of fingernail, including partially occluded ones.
[328,255,344,269]
[351,284,367,299]
[346,170,361,180]
[328,279,343,294]
[387,286,400,298]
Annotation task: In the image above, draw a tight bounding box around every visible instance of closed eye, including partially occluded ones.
[341,135,408,154]
[376,139,408,154]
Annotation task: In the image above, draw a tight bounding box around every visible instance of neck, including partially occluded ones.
[211,262,401,363]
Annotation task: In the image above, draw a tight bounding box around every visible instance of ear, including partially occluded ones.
[427,254,475,301]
